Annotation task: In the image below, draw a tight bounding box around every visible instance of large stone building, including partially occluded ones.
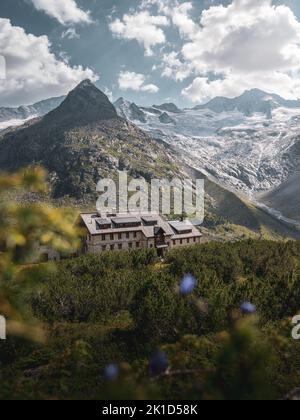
[79,213,202,257]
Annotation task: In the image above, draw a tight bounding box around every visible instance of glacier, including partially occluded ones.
[115,98,300,202]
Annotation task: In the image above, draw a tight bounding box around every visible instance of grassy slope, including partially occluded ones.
[187,166,300,240]
[260,171,300,222]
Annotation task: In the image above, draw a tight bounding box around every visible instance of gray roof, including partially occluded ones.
[154,226,166,235]
[95,218,111,225]
[168,221,193,233]
[141,215,158,223]
[80,213,201,239]
[112,216,141,224]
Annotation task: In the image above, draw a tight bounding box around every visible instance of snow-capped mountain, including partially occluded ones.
[194,89,300,118]
[113,98,147,123]
[153,103,182,114]
[0,96,65,130]
[1,87,300,221]
[114,90,300,217]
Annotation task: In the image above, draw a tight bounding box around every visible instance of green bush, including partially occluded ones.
[2,240,300,400]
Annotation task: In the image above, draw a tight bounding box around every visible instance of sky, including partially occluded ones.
[1,0,300,107]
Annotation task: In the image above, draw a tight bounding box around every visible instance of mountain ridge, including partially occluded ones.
[194,88,300,117]
[44,79,118,127]
[0,95,65,124]
[0,80,298,238]
[0,80,182,199]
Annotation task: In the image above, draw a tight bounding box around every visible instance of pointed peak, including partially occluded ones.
[68,79,104,98]
[114,97,130,106]
[44,80,118,125]
[76,79,94,88]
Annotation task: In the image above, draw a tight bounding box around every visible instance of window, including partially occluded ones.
[126,233,130,239]
[136,242,140,248]
[110,234,114,241]
[150,244,153,248]
[133,232,137,239]
[173,240,176,246]
[129,243,133,249]
[187,238,190,244]
[118,233,122,240]
[180,239,183,245]
[118,244,122,250]
[110,245,115,251]
[194,237,196,243]
[102,234,105,241]
[102,245,106,251]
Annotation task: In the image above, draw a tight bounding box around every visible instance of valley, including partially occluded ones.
[0,82,299,238]
[114,90,300,224]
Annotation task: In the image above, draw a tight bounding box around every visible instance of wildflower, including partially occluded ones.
[241,302,256,315]
[149,351,169,377]
[180,274,197,295]
[104,363,119,381]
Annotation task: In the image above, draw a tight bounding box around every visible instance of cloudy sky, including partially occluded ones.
[1,0,300,107]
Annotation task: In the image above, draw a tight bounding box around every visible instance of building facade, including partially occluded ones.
[79,213,202,257]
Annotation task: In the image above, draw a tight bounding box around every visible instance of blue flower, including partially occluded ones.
[241,302,256,315]
[149,351,169,377]
[103,363,119,381]
[180,274,197,295]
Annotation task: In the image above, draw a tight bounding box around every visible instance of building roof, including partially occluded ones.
[112,216,141,225]
[168,221,193,234]
[141,215,158,223]
[95,218,111,225]
[80,213,201,239]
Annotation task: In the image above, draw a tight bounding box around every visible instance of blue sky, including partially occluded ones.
[1,0,300,107]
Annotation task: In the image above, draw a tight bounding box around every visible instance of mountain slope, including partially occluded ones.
[114,93,300,201]
[153,103,182,114]
[0,81,298,238]
[0,96,65,128]
[261,171,300,223]
[0,81,182,199]
[183,165,300,240]
[114,98,147,123]
[194,89,300,117]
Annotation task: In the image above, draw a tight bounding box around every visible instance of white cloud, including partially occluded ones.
[183,72,300,103]
[182,0,300,74]
[118,71,159,93]
[179,0,300,102]
[62,28,80,39]
[109,11,169,56]
[30,0,92,25]
[138,0,300,102]
[0,18,98,107]
[171,2,198,38]
[140,0,197,37]
[161,51,191,81]
[103,87,113,102]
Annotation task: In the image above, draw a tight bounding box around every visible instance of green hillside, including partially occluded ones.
[1,242,300,400]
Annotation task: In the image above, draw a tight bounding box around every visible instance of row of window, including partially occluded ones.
[92,236,200,253]
[100,237,199,251]
[97,232,139,242]
[173,237,198,245]
[101,242,141,251]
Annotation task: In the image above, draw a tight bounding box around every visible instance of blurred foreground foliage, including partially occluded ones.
[0,170,300,399]
[0,228,300,399]
[0,167,80,342]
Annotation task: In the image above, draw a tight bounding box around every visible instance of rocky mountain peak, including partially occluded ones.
[153,103,181,114]
[44,79,118,126]
[114,97,129,106]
